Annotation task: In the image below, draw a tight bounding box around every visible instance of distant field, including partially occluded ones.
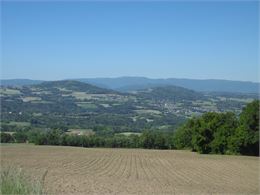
[116,132,141,136]
[0,88,21,95]
[1,145,259,194]
[76,102,97,109]
[135,109,162,115]
[22,96,42,102]
[66,129,95,136]
[72,92,92,100]
[5,121,30,127]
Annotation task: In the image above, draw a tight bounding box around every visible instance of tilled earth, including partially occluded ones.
[1,145,259,194]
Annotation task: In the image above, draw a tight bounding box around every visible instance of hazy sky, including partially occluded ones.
[1,1,259,82]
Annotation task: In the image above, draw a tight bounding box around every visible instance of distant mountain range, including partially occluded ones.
[0,79,43,86]
[1,77,259,94]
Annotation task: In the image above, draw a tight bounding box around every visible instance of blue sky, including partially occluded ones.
[1,1,259,82]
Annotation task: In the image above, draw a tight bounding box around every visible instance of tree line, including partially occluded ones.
[0,129,174,150]
[1,100,259,156]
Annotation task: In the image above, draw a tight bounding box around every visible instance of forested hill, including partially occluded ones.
[36,80,117,94]
[1,80,258,135]
[136,85,205,102]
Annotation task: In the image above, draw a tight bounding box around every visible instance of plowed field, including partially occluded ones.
[1,145,259,194]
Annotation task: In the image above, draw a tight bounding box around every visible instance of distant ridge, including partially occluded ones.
[1,77,259,94]
[35,80,117,94]
[78,77,260,94]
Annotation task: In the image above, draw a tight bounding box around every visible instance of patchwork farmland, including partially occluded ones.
[1,145,259,194]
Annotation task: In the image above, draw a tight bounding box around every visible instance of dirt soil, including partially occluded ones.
[1,145,259,194]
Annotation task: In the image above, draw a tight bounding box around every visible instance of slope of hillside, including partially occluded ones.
[36,80,116,94]
[0,80,256,134]
[0,80,185,132]
[137,85,205,102]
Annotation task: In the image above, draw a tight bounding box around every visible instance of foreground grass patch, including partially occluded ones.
[0,166,44,195]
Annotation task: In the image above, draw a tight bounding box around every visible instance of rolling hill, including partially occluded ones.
[136,85,205,102]
[36,80,116,94]
[0,80,257,134]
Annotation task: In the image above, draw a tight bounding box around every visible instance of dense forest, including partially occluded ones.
[1,100,259,156]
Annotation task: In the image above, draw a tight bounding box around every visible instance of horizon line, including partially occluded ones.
[1,76,259,83]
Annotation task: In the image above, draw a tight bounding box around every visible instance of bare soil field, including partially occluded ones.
[1,144,259,194]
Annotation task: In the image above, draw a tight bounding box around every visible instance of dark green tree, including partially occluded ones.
[13,131,28,143]
[192,113,220,154]
[0,133,14,143]
[230,100,259,156]
[173,118,197,149]
[210,112,238,154]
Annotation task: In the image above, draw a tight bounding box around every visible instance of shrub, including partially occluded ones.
[0,133,14,143]
[0,166,44,195]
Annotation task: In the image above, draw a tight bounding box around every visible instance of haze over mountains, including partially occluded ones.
[1,77,259,94]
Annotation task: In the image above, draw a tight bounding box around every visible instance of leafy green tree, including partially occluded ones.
[128,135,140,148]
[173,118,196,149]
[173,101,259,156]
[192,122,212,153]
[34,133,47,145]
[141,131,155,149]
[13,131,28,143]
[154,134,168,149]
[46,129,62,145]
[0,133,14,143]
[210,112,238,154]
[140,131,170,149]
[191,113,219,154]
[230,100,259,156]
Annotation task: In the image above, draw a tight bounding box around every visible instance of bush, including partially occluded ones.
[13,131,28,143]
[0,133,14,143]
[0,166,43,195]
